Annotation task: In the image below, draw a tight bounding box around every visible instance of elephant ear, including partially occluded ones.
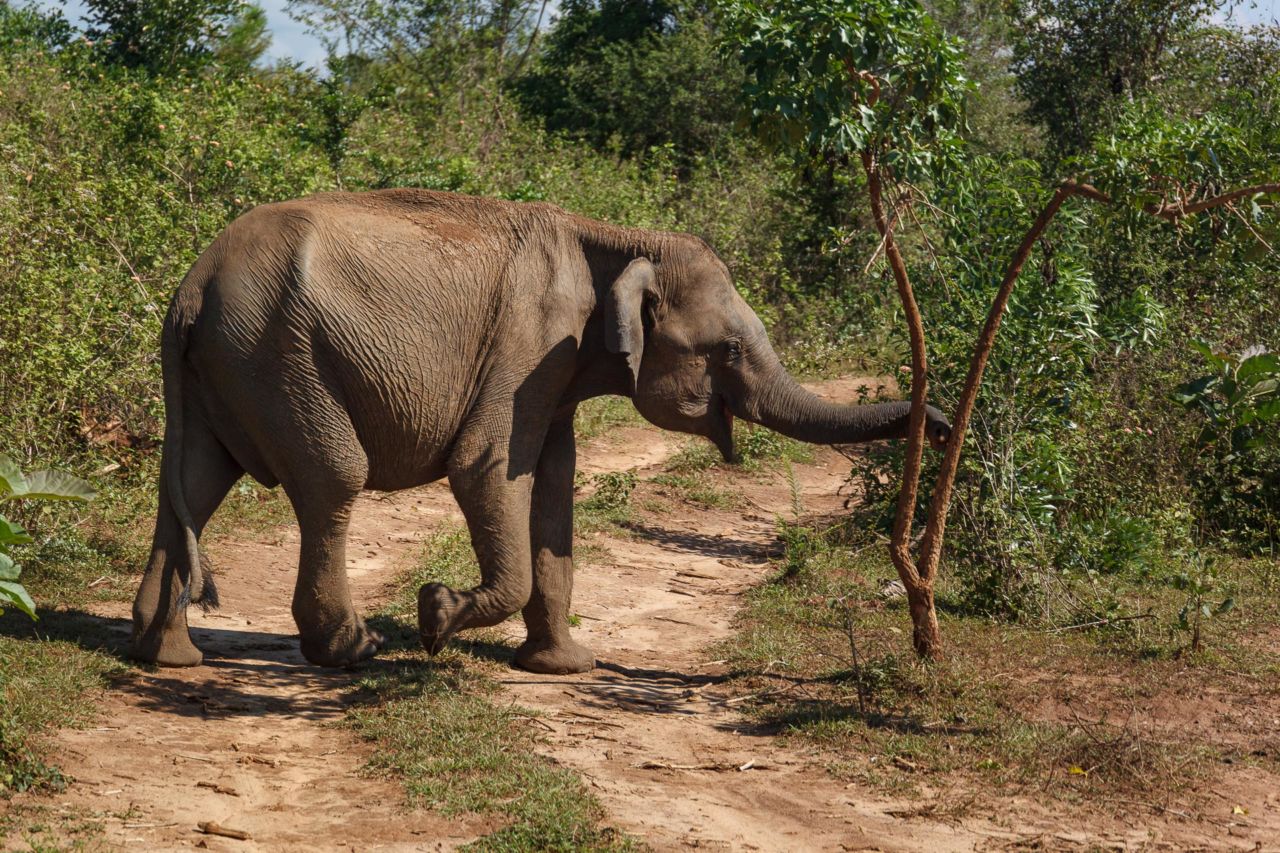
[604,258,655,393]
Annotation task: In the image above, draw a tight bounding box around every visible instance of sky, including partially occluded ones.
[27,0,1280,71]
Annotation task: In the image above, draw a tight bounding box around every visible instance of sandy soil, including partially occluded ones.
[4,378,1276,851]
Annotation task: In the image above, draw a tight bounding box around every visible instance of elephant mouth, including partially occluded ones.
[710,396,738,464]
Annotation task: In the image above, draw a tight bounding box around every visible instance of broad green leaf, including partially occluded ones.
[0,551,17,581]
[0,455,28,498]
[1237,353,1280,384]
[0,580,37,620]
[1171,374,1216,405]
[0,515,33,546]
[12,469,96,502]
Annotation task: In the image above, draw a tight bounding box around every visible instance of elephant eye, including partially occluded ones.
[724,339,743,362]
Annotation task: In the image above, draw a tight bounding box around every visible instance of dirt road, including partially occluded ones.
[7,379,1226,851]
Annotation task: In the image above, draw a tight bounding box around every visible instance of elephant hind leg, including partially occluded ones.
[132,415,242,667]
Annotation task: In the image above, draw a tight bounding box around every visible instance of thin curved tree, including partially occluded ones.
[724,0,1280,660]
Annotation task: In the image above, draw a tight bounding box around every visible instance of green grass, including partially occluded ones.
[345,529,632,851]
[574,397,645,442]
[0,635,124,795]
[575,471,638,534]
[649,472,739,509]
[717,519,1278,805]
[665,424,812,476]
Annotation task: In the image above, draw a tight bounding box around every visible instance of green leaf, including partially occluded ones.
[0,455,28,498]
[1215,597,1236,615]
[1237,353,1280,384]
[0,580,37,620]
[11,469,97,502]
[0,515,33,546]
[0,551,18,581]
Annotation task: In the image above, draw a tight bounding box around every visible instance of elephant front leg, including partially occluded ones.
[515,417,595,675]
[419,440,536,654]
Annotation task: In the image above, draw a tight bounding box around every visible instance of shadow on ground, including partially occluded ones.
[625,522,778,562]
[0,607,425,721]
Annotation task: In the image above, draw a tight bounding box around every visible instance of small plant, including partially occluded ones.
[576,471,639,532]
[584,471,637,513]
[0,456,96,620]
[1170,552,1235,654]
[1174,341,1280,453]
[1174,342,1280,551]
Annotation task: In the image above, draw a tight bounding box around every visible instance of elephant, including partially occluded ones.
[130,188,951,675]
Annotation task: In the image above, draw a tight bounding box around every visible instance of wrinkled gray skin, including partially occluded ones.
[131,189,950,674]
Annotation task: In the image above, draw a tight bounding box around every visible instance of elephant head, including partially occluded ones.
[603,247,951,462]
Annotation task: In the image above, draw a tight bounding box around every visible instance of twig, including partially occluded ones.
[1046,611,1155,633]
[196,822,251,840]
[196,781,240,797]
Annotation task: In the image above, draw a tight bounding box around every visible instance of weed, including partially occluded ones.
[576,471,638,533]
[650,472,738,509]
[385,528,480,621]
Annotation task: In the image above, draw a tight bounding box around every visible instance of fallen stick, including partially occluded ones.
[196,821,251,840]
[196,781,240,797]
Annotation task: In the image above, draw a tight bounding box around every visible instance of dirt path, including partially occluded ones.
[491,426,981,851]
[35,483,484,852]
[9,378,1242,851]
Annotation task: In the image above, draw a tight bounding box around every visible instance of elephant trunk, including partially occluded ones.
[732,344,927,446]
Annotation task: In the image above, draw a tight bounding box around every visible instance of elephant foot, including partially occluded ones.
[514,636,595,675]
[299,619,385,668]
[131,623,204,668]
[418,582,468,655]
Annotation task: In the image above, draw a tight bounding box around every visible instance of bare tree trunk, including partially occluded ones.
[860,150,941,660]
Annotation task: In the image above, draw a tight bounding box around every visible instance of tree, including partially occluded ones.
[512,1,743,160]
[289,0,546,104]
[724,0,1279,660]
[214,3,272,74]
[725,0,968,658]
[84,0,246,73]
[1007,0,1222,157]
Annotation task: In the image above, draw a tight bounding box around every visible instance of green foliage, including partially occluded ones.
[723,0,969,175]
[1175,341,1280,551]
[1170,552,1236,653]
[1175,341,1280,452]
[0,456,95,620]
[512,1,743,160]
[214,3,272,74]
[581,471,637,514]
[1007,0,1221,157]
[0,1,74,49]
[84,0,249,73]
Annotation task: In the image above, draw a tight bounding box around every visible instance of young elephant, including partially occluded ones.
[131,189,950,674]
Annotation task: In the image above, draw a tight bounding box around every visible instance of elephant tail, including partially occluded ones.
[161,285,218,611]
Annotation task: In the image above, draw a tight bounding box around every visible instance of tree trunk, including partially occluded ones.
[906,583,942,660]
